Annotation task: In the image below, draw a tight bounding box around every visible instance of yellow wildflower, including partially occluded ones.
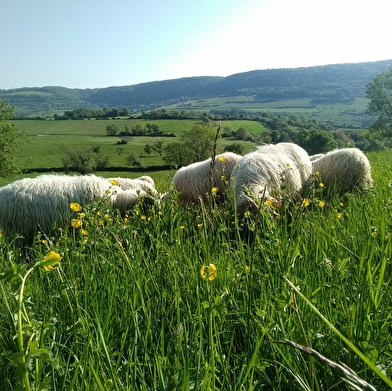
[200,263,217,281]
[336,213,342,219]
[264,199,273,207]
[218,156,226,162]
[286,162,291,167]
[70,202,82,212]
[244,211,251,218]
[110,179,119,186]
[302,198,310,207]
[71,219,82,229]
[141,215,147,220]
[319,182,324,188]
[211,187,218,193]
[81,229,88,236]
[42,250,61,271]
[180,225,185,230]
[197,223,203,228]
[318,201,325,208]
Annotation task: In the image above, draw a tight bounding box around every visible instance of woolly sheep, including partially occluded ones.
[309,153,325,162]
[311,148,373,194]
[230,142,312,215]
[172,152,242,204]
[0,174,154,242]
[108,175,157,195]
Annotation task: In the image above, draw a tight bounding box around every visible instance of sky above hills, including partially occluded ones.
[1,0,391,90]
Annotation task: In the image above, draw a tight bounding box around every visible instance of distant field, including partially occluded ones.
[164,95,370,127]
[0,119,265,187]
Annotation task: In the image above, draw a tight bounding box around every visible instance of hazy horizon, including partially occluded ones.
[2,0,392,90]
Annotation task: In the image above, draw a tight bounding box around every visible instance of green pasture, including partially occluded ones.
[0,149,391,390]
[0,120,265,187]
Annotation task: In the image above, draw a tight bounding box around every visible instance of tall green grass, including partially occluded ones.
[0,151,391,390]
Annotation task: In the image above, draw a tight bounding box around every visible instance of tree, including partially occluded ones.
[297,129,338,155]
[125,153,142,168]
[181,124,216,162]
[153,141,163,156]
[366,66,392,136]
[144,144,153,156]
[0,99,26,176]
[62,147,95,174]
[106,124,119,136]
[224,143,244,155]
[163,142,191,168]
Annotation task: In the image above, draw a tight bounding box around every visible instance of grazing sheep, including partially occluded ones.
[309,153,325,162]
[108,175,156,192]
[0,174,153,242]
[311,148,373,194]
[230,143,312,215]
[172,152,242,204]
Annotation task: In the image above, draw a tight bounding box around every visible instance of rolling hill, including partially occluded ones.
[1,59,392,127]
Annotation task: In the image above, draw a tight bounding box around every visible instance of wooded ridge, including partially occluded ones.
[1,59,392,126]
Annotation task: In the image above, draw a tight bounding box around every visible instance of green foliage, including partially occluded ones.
[224,142,245,155]
[366,66,392,136]
[105,124,120,136]
[0,151,392,389]
[297,128,338,154]
[125,152,142,168]
[162,142,191,168]
[180,123,217,162]
[0,100,26,177]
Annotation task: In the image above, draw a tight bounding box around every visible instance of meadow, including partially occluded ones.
[0,119,265,188]
[0,120,392,390]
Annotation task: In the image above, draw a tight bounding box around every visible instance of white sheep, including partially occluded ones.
[309,153,325,162]
[311,148,373,194]
[230,143,312,215]
[172,152,242,204]
[107,175,157,196]
[0,174,154,242]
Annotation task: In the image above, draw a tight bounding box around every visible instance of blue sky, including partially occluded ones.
[1,0,391,90]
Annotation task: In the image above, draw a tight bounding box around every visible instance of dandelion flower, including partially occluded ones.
[302,198,310,207]
[110,179,119,186]
[318,201,325,208]
[70,202,82,212]
[200,263,217,281]
[71,219,82,229]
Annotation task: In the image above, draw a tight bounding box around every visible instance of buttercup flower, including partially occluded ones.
[110,179,119,186]
[318,201,325,208]
[42,250,61,271]
[302,198,310,207]
[211,187,218,193]
[264,199,273,207]
[218,156,226,162]
[200,263,217,281]
[70,202,82,212]
[319,182,325,188]
[71,219,82,229]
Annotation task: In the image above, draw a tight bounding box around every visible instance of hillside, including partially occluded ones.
[1,59,392,127]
